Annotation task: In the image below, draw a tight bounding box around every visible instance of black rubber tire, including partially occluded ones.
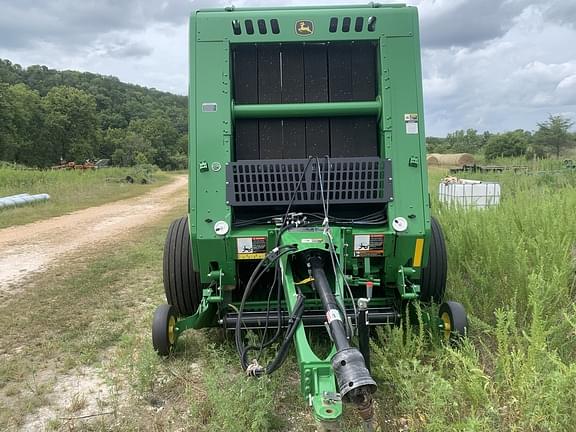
[420,217,447,303]
[439,301,468,344]
[152,304,178,356]
[163,216,201,316]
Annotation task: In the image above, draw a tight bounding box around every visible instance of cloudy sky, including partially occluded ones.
[0,0,575,136]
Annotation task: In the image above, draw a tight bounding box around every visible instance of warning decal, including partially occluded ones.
[236,237,267,260]
[353,234,384,257]
[326,309,342,324]
[404,113,419,135]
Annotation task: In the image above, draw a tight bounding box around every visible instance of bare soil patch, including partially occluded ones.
[0,175,187,295]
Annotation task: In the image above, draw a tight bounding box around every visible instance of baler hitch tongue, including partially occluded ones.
[308,255,378,429]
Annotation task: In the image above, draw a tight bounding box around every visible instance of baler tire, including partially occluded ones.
[420,217,447,303]
[439,301,467,344]
[163,216,201,316]
[152,304,178,356]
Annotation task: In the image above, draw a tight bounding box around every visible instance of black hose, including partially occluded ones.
[256,264,283,360]
[265,291,305,374]
[235,246,295,370]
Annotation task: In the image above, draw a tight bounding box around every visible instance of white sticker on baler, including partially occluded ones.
[326,309,342,323]
[404,112,419,134]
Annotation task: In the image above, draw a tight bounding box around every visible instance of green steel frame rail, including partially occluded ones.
[232,99,381,119]
[278,228,347,427]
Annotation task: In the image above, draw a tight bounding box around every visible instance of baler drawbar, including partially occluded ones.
[151,4,468,431]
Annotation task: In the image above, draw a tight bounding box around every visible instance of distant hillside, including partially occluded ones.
[0,59,188,169]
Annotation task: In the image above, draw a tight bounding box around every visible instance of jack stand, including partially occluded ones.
[357,297,371,372]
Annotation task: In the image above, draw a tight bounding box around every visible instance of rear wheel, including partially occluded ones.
[420,217,447,303]
[163,216,201,316]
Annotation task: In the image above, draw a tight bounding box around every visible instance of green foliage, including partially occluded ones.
[534,114,575,158]
[484,130,531,160]
[42,86,99,162]
[0,59,187,169]
[189,345,286,431]
[427,129,490,154]
[428,115,575,160]
[0,82,44,164]
[374,167,576,431]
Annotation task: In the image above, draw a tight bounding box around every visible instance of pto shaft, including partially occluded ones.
[309,256,350,351]
[308,255,377,405]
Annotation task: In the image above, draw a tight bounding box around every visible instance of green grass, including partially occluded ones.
[0,165,170,228]
[0,199,188,429]
[372,165,576,431]
[3,162,576,431]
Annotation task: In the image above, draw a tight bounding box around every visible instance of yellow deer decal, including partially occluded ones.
[296,21,313,35]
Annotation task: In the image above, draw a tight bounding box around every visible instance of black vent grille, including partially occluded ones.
[329,16,377,33]
[232,18,281,35]
[226,157,392,206]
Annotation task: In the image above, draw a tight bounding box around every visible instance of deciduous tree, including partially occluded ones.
[534,115,575,158]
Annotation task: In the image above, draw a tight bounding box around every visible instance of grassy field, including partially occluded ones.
[0,165,170,228]
[393,165,576,431]
[1,163,576,431]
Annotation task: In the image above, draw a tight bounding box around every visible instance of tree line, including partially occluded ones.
[427,115,576,160]
[1,59,574,168]
[0,59,188,169]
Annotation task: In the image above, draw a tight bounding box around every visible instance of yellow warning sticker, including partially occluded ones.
[236,252,266,260]
[236,237,267,260]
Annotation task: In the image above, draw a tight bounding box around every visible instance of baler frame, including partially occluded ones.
[151,4,469,431]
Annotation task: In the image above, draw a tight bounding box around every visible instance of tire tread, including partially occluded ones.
[163,217,200,316]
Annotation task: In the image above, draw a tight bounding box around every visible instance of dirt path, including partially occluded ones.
[0,175,187,295]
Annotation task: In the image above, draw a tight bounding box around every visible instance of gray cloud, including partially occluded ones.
[420,4,576,134]
[542,1,576,28]
[98,39,154,59]
[0,0,219,51]
[0,0,575,135]
[418,0,532,48]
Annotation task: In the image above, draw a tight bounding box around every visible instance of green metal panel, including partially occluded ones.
[189,36,235,283]
[188,4,429,284]
[189,6,429,289]
[387,34,428,268]
[412,9,432,268]
[188,16,199,271]
[195,6,415,43]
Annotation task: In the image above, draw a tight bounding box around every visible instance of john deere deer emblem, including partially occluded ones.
[295,20,314,36]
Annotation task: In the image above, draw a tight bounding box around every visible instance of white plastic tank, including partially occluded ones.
[438,180,500,209]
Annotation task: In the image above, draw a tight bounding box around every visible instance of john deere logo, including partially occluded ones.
[295,20,314,36]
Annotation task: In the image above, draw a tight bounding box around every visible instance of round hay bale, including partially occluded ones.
[427,153,440,166]
[434,153,475,166]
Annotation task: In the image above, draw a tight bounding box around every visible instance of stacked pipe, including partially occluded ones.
[0,193,50,209]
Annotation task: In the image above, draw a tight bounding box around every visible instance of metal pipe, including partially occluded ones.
[357,299,371,372]
[0,193,50,209]
[309,255,350,351]
[233,99,381,119]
